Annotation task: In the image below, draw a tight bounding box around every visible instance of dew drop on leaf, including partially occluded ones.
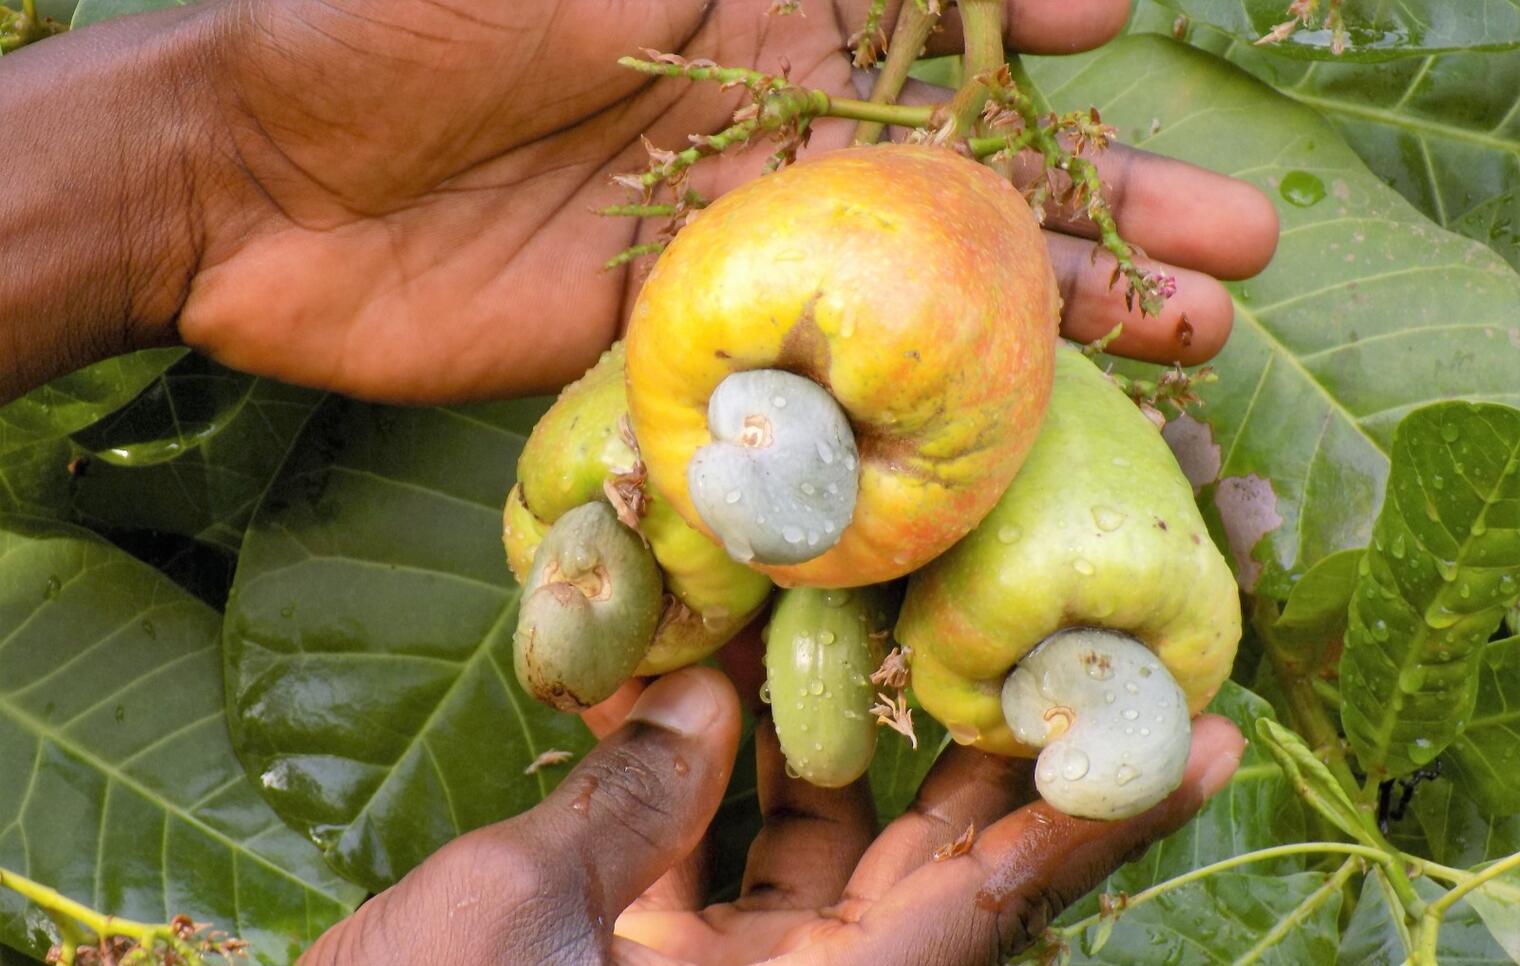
[1441,422,1460,442]
[1279,170,1326,207]
[43,574,60,600]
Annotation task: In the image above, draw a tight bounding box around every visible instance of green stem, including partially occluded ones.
[1413,850,1520,964]
[21,0,37,26]
[852,1,939,144]
[1050,842,1393,941]
[940,0,1003,140]
[1310,676,1342,709]
[1233,856,1362,965]
[0,866,201,960]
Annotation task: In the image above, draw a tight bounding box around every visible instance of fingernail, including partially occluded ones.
[1198,745,1242,799]
[626,668,722,736]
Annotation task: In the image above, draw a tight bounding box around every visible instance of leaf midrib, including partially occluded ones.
[0,696,351,904]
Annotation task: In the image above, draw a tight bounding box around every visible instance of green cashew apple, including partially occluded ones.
[764,584,899,788]
[504,343,773,708]
[896,346,1240,819]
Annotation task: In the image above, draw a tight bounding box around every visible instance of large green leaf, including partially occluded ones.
[224,395,596,892]
[1339,873,1512,965]
[0,438,74,524]
[1278,547,1362,635]
[70,0,186,28]
[1029,36,1520,597]
[71,355,256,468]
[1339,403,1520,781]
[1135,2,1520,272]
[0,518,360,963]
[1410,778,1520,869]
[1152,0,1520,59]
[0,351,184,459]
[71,372,323,554]
[1441,636,1520,814]
[1068,871,1341,964]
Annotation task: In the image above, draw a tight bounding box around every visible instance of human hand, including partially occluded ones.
[111,0,1273,403]
[300,663,1244,965]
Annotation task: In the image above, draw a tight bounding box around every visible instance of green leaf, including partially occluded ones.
[1409,777,1520,868]
[867,716,949,823]
[1279,547,1363,634]
[70,0,187,28]
[1339,403,1520,780]
[1467,863,1520,963]
[71,355,257,467]
[1339,872,1513,965]
[1136,1,1520,272]
[1439,636,1520,814]
[0,518,360,964]
[224,395,596,892]
[1152,0,1520,59]
[0,945,44,966]
[0,351,184,459]
[1255,718,1371,846]
[71,374,323,554]
[0,437,76,523]
[1029,37,1520,597]
[1068,871,1341,964]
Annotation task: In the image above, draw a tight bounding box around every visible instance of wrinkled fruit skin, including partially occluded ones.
[626,143,1061,589]
[764,584,899,788]
[897,346,1241,756]
[504,344,773,675]
[514,502,663,711]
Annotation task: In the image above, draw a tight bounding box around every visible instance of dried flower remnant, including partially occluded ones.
[1256,0,1347,55]
[524,749,576,775]
[871,690,918,748]
[870,645,911,690]
[932,823,977,861]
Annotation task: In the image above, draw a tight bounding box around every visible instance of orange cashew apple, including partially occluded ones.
[624,143,1062,588]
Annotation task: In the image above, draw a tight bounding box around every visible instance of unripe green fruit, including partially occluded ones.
[514,502,663,711]
[898,345,1239,817]
[764,585,898,787]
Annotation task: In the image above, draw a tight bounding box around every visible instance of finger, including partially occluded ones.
[739,718,877,910]
[1047,233,1235,365]
[1009,146,1280,282]
[610,933,694,966]
[582,678,647,739]
[511,667,742,924]
[811,715,1244,964]
[841,745,1036,908]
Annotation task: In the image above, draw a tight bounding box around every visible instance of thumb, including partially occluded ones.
[517,666,741,921]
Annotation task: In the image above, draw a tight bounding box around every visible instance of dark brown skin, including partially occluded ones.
[300,661,1243,965]
[0,0,1278,405]
[1,2,1263,961]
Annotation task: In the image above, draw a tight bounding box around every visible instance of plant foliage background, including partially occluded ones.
[1,0,1519,962]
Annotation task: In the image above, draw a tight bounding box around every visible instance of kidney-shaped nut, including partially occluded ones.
[1002,628,1191,820]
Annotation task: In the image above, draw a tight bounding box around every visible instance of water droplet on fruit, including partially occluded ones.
[816,441,834,464]
[819,630,836,645]
[809,680,825,696]
[772,395,787,408]
[785,763,801,779]
[1125,682,1140,695]
[1060,749,1090,781]
[1279,170,1326,207]
[823,520,836,534]
[759,682,771,704]
[1140,727,1151,737]
[1122,709,1139,721]
[823,589,851,608]
[844,453,857,471]
[1112,456,1131,468]
[1091,506,1127,531]
[814,742,823,752]
[783,526,804,544]
[997,525,1021,544]
[800,482,816,496]
[807,531,820,546]
[1115,765,1139,786]
[725,489,742,504]
[1104,691,1116,703]
[1073,558,1096,576]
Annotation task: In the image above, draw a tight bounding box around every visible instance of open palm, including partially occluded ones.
[181,0,1276,403]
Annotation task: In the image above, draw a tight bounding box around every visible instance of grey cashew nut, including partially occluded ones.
[1001,628,1191,820]
[688,369,859,566]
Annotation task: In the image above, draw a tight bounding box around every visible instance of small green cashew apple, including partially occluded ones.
[764,585,898,787]
[514,502,663,711]
[897,345,1240,820]
[504,343,772,704]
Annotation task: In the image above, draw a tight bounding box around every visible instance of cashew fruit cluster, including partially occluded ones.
[503,143,1240,820]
